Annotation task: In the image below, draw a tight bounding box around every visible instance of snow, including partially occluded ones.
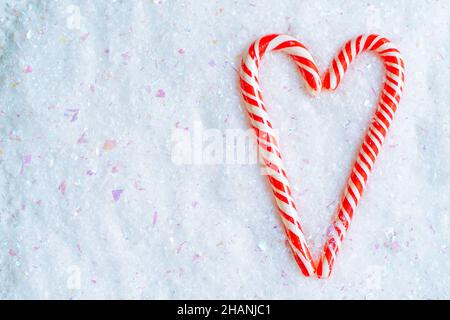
[0,0,449,299]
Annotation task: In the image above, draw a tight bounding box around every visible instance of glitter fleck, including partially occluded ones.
[103,139,117,151]
[23,65,33,73]
[112,189,123,201]
[58,181,67,195]
[156,89,166,98]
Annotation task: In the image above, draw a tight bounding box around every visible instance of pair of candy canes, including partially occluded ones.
[239,34,405,278]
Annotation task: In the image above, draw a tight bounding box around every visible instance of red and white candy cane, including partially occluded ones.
[239,34,322,276]
[317,35,405,278]
[239,34,404,278]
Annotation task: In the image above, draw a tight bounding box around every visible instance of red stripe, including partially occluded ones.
[258,34,279,57]
[355,35,363,54]
[332,60,341,85]
[350,172,363,194]
[269,176,286,193]
[365,135,379,155]
[274,190,289,205]
[241,61,252,78]
[372,120,386,136]
[338,51,347,72]
[242,94,259,107]
[358,152,372,172]
[240,78,255,97]
[363,34,378,50]
[272,39,306,51]
[354,162,368,182]
[279,209,295,224]
[370,37,388,51]
[375,110,390,129]
[291,55,320,74]
[345,41,353,63]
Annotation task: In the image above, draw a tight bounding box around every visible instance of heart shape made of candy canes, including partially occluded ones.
[239,34,405,278]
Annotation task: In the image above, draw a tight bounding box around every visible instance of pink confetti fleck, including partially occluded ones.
[77,132,87,144]
[86,170,95,176]
[134,180,145,191]
[111,165,119,173]
[176,241,187,254]
[112,189,123,201]
[80,32,90,41]
[58,181,67,195]
[192,253,201,262]
[152,211,158,227]
[192,201,199,208]
[89,84,96,93]
[121,52,130,60]
[23,154,32,165]
[103,139,117,151]
[178,48,185,54]
[8,249,17,257]
[9,132,21,142]
[156,89,166,98]
[23,65,33,73]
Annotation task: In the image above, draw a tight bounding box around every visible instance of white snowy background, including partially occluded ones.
[0,0,449,299]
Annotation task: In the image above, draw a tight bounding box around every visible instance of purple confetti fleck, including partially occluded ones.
[86,170,95,176]
[156,89,166,98]
[65,109,79,122]
[152,211,158,227]
[208,59,216,67]
[112,189,123,201]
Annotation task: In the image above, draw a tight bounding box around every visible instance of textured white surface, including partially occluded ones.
[0,0,449,299]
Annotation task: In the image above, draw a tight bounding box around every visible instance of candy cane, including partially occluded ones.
[239,34,321,276]
[239,34,404,278]
[317,35,405,278]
